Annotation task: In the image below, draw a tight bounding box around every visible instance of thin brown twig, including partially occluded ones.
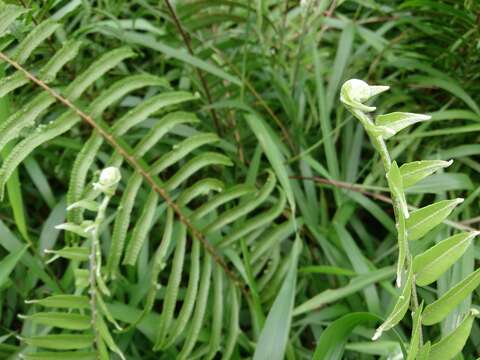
[318,0,338,37]
[0,51,248,298]
[290,175,392,203]
[290,175,478,232]
[162,0,223,135]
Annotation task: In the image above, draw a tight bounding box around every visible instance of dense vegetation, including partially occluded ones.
[0,0,479,359]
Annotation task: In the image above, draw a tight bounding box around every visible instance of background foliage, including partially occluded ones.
[1,0,480,359]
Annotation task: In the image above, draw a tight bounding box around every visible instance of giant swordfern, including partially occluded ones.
[0,2,296,358]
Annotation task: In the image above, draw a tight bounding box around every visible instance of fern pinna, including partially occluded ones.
[0,2,295,359]
[341,79,479,359]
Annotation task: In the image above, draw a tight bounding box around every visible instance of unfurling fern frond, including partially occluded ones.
[21,167,124,360]
[341,79,479,358]
[0,3,296,358]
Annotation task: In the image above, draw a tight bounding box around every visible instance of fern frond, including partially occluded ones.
[13,20,61,64]
[0,39,81,97]
[0,4,295,358]
[0,111,80,198]
[122,190,158,265]
[67,74,170,225]
[0,4,27,36]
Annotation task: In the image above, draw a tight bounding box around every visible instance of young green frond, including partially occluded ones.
[341,78,477,356]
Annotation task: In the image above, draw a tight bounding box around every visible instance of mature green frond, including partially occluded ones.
[0,5,293,358]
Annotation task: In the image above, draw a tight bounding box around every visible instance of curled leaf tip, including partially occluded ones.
[369,85,390,97]
[471,308,480,317]
[94,166,121,193]
[340,79,389,112]
[443,159,454,167]
[417,114,431,121]
[372,327,383,341]
[100,167,121,183]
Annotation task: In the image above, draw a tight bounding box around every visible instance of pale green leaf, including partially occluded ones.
[67,200,99,212]
[372,264,412,340]
[413,231,478,286]
[44,246,89,262]
[422,268,480,325]
[375,112,431,139]
[406,199,463,241]
[22,334,94,350]
[25,295,89,309]
[400,160,453,188]
[396,215,407,288]
[97,316,126,360]
[54,223,91,238]
[22,352,96,360]
[386,160,408,219]
[19,312,91,330]
[406,173,473,194]
[428,309,478,360]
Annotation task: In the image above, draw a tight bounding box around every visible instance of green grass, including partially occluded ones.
[0,0,479,359]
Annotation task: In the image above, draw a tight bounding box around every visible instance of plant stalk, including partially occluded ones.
[350,107,423,345]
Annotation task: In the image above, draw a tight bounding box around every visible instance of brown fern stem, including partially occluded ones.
[0,51,249,298]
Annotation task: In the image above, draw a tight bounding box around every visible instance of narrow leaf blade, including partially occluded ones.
[375,112,431,139]
[253,237,301,360]
[372,265,413,340]
[413,231,478,286]
[387,161,408,219]
[428,309,478,360]
[25,295,90,309]
[245,114,295,214]
[406,199,463,241]
[422,268,480,325]
[22,334,94,350]
[400,160,453,188]
[406,303,423,360]
[20,312,91,330]
[0,245,27,287]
